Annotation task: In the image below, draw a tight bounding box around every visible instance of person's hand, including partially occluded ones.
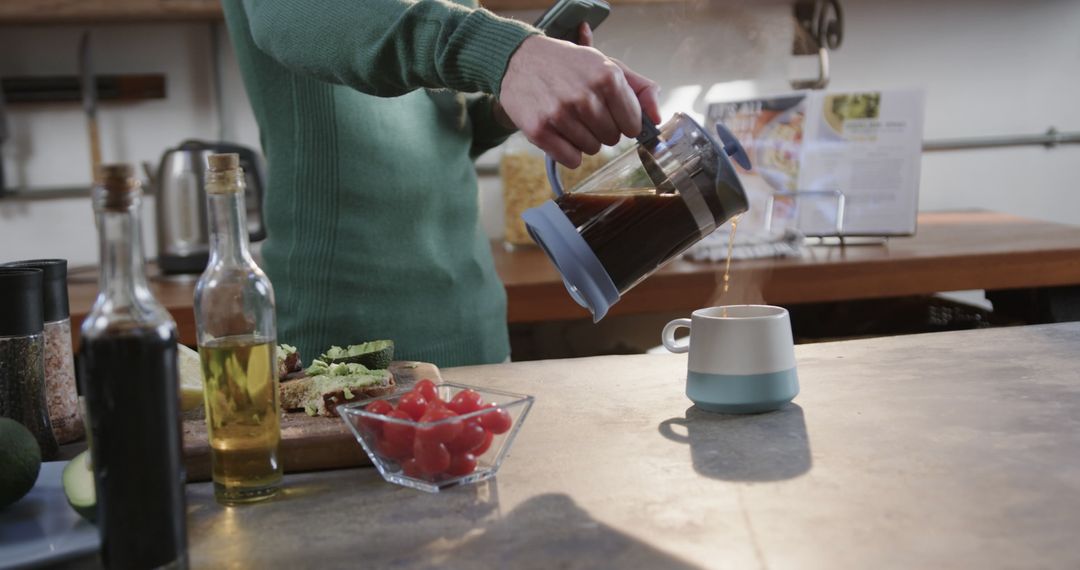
[498,28,661,167]
[577,23,661,128]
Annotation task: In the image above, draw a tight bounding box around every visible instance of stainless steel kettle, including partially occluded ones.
[148,140,266,275]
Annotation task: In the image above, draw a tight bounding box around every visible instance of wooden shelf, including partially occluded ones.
[0,0,222,24]
[483,0,685,9]
[0,0,684,25]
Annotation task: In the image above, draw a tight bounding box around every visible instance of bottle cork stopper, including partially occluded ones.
[207,153,240,171]
[99,163,134,181]
[96,163,140,209]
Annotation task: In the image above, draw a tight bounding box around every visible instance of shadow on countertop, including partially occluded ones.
[411,493,703,570]
[658,404,812,482]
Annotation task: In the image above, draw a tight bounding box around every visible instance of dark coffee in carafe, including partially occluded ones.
[556,191,706,292]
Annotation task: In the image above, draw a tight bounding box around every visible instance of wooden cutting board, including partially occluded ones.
[181,361,441,482]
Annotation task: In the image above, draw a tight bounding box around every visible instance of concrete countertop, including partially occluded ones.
[186,323,1080,569]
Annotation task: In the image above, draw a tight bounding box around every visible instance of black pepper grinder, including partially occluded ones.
[4,259,83,444]
[0,268,59,459]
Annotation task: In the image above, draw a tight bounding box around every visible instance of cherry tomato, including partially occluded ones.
[360,399,393,436]
[365,399,393,415]
[414,440,450,475]
[413,379,439,403]
[446,453,478,477]
[376,435,412,461]
[396,391,428,421]
[478,404,512,434]
[402,458,423,478]
[382,410,415,447]
[417,407,463,444]
[446,419,486,453]
[447,389,484,415]
[472,429,494,456]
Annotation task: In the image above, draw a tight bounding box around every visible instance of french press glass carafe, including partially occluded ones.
[522,113,751,321]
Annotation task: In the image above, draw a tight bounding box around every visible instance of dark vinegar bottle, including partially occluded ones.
[79,164,188,569]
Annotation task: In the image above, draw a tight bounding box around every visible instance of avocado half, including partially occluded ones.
[319,340,395,370]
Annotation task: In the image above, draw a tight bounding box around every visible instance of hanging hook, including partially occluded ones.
[790,0,842,90]
[790,47,831,90]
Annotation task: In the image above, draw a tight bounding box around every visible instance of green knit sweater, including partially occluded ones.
[223,0,537,366]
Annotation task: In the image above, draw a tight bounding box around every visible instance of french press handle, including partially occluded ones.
[544,154,566,197]
[545,115,661,197]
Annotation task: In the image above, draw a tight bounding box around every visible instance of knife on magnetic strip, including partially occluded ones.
[79,32,102,183]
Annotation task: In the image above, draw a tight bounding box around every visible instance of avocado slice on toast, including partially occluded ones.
[319,340,394,370]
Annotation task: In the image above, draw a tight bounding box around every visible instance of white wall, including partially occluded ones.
[1,0,1078,267]
[829,0,1080,225]
[0,23,221,266]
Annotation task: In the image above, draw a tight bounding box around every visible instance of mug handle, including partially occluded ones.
[661,318,692,353]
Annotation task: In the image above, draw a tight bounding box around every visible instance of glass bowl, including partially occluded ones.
[338,382,534,493]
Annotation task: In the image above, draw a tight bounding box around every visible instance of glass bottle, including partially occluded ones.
[0,267,59,460]
[4,259,83,444]
[193,153,282,505]
[79,164,188,569]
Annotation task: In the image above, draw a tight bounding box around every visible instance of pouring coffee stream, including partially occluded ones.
[720,215,741,318]
[523,112,751,321]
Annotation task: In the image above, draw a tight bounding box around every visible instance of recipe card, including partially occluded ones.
[706,89,925,236]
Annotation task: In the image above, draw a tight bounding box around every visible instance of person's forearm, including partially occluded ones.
[241,0,537,97]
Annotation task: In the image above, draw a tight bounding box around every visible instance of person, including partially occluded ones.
[222,0,660,366]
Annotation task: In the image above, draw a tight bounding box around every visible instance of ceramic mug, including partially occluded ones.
[662,305,799,413]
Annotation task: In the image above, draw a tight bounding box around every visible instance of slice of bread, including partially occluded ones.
[280,370,396,417]
[277,344,303,380]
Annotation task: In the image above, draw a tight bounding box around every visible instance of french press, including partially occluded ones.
[522,113,751,321]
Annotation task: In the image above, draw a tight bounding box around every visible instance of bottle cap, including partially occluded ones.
[0,268,44,336]
[2,259,69,322]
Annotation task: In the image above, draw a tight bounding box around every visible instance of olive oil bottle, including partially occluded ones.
[193,153,282,504]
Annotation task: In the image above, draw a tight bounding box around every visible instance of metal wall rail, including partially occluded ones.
[923,128,1080,152]
[7,131,1080,201]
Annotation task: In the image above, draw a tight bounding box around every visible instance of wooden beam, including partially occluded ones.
[0,0,222,24]
[0,0,688,25]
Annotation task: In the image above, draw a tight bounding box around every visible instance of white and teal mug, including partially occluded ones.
[662,305,799,414]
